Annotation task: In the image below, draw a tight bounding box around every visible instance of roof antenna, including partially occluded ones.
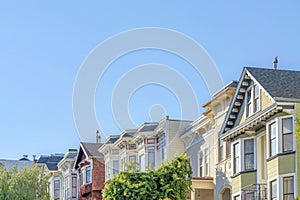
[273,56,278,70]
[96,130,101,143]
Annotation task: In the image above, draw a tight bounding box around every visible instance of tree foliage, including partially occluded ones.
[296,117,300,141]
[0,165,49,200]
[103,154,192,200]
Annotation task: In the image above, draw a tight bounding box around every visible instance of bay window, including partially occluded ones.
[268,116,294,158]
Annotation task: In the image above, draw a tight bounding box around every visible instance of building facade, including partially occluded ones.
[99,116,192,181]
[221,67,300,200]
[180,81,237,200]
[74,142,105,200]
[57,149,78,200]
[36,153,65,200]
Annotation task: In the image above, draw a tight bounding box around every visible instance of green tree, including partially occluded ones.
[0,165,50,200]
[103,154,192,200]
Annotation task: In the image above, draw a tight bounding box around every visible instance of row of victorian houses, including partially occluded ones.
[34,66,300,200]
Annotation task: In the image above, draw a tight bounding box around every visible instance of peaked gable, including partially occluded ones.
[220,67,282,139]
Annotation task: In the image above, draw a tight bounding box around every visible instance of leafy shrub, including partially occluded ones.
[103,154,192,200]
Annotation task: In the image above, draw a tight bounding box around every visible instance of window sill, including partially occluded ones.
[231,169,257,178]
[266,151,295,162]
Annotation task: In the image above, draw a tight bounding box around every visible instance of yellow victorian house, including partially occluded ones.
[221,67,300,200]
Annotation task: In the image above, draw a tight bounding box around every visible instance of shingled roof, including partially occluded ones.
[246,67,300,101]
[81,142,103,157]
[74,142,103,169]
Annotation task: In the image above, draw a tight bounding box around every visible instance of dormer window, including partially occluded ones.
[246,84,260,117]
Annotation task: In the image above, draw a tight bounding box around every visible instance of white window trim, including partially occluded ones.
[279,173,297,199]
[241,137,256,171]
[198,150,203,177]
[231,137,256,175]
[232,140,240,174]
[268,176,278,200]
[266,115,295,159]
[232,192,241,200]
[245,84,261,118]
[204,148,209,176]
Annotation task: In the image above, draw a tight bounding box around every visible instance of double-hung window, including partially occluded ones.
[244,139,254,170]
[54,180,60,200]
[199,151,203,177]
[253,85,260,113]
[72,176,77,198]
[148,151,155,170]
[282,117,293,152]
[113,160,119,175]
[86,166,91,184]
[204,148,209,176]
[246,84,260,117]
[233,142,240,174]
[283,176,294,199]
[269,122,277,157]
[270,179,277,200]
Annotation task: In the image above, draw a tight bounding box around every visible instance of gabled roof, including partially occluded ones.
[220,66,300,139]
[74,142,103,169]
[81,142,103,157]
[246,67,300,101]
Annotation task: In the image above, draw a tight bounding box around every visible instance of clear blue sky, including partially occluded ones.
[1,1,300,159]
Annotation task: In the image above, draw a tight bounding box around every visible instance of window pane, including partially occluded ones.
[271,140,276,156]
[234,143,240,173]
[245,139,254,153]
[204,149,209,163]
[283,134,293,152]
[283,177,294,194]
[86,166,91,183]
[254,98,260,112]
[226,141,231,157]
[254,85,259,98]
[234,143,240,157]
[139,154,145,171]
[271,180,277,199]
[270,123,276,138]
[283,118,293,134]
[148,151,155,170]
[245,154,254,170]
[113,160,119,175]
[129,155,136,163]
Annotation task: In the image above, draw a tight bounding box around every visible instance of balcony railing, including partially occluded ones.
[241,183,267,200]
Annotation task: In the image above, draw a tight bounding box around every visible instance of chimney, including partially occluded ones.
[96,130,101,143]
